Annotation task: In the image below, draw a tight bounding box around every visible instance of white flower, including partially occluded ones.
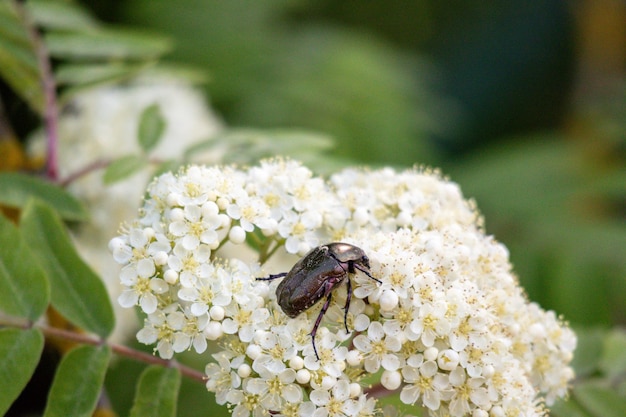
[400,357,449,411]
[303,331,347,379]
[382,291,418,340]
[281,401,316,417]
[310,380,355,417]
[284,316,318,352]
[136,309,178,359]
[245,367,303,410]
[168,203,221,250]
[448,367,490,417]
[352,322,401,373]
[458,344,496,378]
[278,210,323,254]
[206,352,241,404]
[227,387,264,417]
[177,264,232,316]
[410,297,451,347]
[354,395,377,417]
[227,194,271,232]
[324,297,369,336]
[252,330,298,374]
[168,309,209,354]
[222,304,270,343]
[167,243,211,288]
[117,262,168,314]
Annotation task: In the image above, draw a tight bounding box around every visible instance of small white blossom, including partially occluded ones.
[353,322,401,373]
[448,367,490,417]
[310,380,355,417]
[205,352,242,404]
[246,367,303,410]
[410,298,451,347]
[400,358,449,411]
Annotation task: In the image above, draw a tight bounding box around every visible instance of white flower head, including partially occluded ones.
[111,160,576,417]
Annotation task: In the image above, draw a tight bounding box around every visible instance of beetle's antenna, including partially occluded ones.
[354,265,382,284]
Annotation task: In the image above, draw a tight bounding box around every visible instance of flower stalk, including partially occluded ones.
[1,316,206,383]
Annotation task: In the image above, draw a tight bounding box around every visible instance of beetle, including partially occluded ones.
[257,242,381,359]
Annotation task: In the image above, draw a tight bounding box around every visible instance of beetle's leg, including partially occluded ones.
[311,292,333,360]
[343,278,352,334]
[354,264,382,284]
[256,272,288,281]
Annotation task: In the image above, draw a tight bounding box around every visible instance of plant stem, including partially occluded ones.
[258,238,284,265]
[59,158,111,187]
[364,383,399,398]
[16,0,61,180]
[4,318,206,384]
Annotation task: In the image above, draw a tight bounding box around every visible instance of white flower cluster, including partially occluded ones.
[110,159,576,417]
[30,76,222,342]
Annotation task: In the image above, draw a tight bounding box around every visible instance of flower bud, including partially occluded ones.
[296,369,310,384]
[381,370,402,391]
[380,290,399,311]
[205,321,223,340]
[229,226,246,244]
[237,364,251,378]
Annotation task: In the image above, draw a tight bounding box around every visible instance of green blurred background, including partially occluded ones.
[2,0,624,415]
[100,1,625,415]
[81,0,624,325]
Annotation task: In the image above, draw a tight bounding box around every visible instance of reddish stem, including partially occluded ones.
[16,0,60,180]
[59,159,111,187]
[8,319,206,384]
[364,383,400,398]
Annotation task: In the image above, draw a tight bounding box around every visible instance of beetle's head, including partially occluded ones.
[359,254,371,269]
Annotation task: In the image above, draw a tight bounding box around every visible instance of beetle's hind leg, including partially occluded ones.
[310,292,333,360]
[256,272,288,281]
[343,278,352,334]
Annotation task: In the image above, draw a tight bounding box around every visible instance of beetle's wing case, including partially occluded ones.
[276,246,347,317]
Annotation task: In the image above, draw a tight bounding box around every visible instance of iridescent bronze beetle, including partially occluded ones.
[258,242,381,359]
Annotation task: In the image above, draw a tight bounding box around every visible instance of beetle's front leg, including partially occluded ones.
[311,292,333,360]
[256,272,288,281]
[354,264,382,284]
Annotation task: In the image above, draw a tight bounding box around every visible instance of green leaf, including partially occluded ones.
[138,104,166,153]
[45,29,172,61]
[0,214,49,320]
[0,173,88,221]
[130,366,181,417]
[571,326,606,377]
[55,61,153,86]
[26,0,98,31]
[0,328,44,416]
[599,328,626,379]
[574,381,626,417]
[152,159,181,179]
[184,128,335,167]
[0,1,44,113]
[550,396,592,417]
[0,2,32,46]
[144,63,209,85]
[43,345,111,417]
[103,155,148,185]
[20,200,114,338]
